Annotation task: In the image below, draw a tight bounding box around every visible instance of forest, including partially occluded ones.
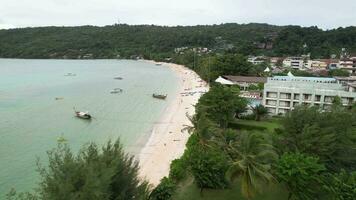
[0,23,356,59]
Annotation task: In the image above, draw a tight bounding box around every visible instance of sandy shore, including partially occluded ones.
[138,61,209,186]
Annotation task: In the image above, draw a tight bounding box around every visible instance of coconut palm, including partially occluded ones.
[181,107,223,147]
[226,132,277,199]
[251,104,268,121]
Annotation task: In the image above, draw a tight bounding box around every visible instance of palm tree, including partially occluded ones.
[226,132,277,199]
[182,111,219,147]
[251,104,268,121]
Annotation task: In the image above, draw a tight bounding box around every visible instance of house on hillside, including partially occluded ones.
[339,57,356,74]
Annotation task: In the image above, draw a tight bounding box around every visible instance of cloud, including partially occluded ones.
[0,18,15,29]
[0,0,355,29]
[0,24,15,29]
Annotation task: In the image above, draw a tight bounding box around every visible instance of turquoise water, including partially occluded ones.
[0,59,179,196]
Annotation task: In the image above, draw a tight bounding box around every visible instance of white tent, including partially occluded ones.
[264,67,271,72]
[287,71,295,77]
[215,76,234,85]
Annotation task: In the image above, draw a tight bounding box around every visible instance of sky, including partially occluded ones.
[0,0,355,30]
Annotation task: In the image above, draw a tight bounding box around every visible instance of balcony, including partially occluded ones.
[266,100,277,106]
[266,92,278,98]
[303,94,312,101]
[279,101,291,108]
[279,92,292,100]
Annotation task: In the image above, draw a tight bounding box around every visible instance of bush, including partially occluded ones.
[7,140,150,200]
[169,158,187,182]
[149,177,176,200]
[239,114,256,120]
[187,144,229,189]
[228,122,267,131]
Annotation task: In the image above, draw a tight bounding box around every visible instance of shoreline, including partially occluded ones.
[137,60,209,186]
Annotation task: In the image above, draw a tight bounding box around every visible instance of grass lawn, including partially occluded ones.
[173,177,288,200]
[229,118,282,133]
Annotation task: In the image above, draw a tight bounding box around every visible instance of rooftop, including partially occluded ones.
[223,75,267,83]
[334,76,356,81]
[270,76,336,83]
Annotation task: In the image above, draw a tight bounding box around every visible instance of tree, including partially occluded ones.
[8,140,150,200]
[326,170,356,200]
[278,106,356,171]
[329,69,350,77]
[187,143,229,190]
[226,132,277,199]
[276,153,326,200]
[149,177,176,200]
[197,84,248,128]
[251,104,268,121]
[210,54,253,79]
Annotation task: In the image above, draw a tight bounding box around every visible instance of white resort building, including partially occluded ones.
[263,75,356,115]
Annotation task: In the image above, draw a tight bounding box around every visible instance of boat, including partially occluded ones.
[55,97,64,100]
[110,88,123,94]
[64,73,76,76]
[74,110,92,119]
[155,63,162,66]
[57,135,68,143]
[152,93,167,100]
[114,77,123,80]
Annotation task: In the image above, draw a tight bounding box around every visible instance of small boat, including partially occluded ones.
[55,97,64,100]
[152,93,167,100]
[57,135,68,143]
[155,63,162,66]
[74,110,92,119]
[110,88,123,94]
[114,77,123,80]
[65,73,76,76]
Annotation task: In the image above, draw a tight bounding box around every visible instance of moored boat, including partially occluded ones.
[57,135,68,143]
[65,73,76,76]
[74,110,92,119]
[152,93,167,100]
[110,88,123,94]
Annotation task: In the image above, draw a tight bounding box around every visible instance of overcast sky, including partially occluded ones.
[0,0,355,29]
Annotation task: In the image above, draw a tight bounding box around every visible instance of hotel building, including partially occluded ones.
[263,76,356,115]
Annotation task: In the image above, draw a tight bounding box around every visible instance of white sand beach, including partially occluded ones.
[138,61,209,186]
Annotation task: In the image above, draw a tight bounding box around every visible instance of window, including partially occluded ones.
[315,95,321,102]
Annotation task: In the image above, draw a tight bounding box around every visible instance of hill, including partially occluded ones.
[0,23,355,59]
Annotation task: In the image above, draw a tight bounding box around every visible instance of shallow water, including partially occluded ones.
[0,59,178,196]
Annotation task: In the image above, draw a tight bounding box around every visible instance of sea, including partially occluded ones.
[0,59,179,196]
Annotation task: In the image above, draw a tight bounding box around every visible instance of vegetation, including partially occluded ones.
[1,24,356,60]
[157,83,356,199]
[173,179,287,200]
[3,23,356,199]
[7,140,150,200]
[226,132,277,199]
[277,106,356,171]
[329,69,350,77]
[196,84,248,128]
[149,177,176,200]
[251,104,268,121]
[326,170,356,200]
[276,153,326,200]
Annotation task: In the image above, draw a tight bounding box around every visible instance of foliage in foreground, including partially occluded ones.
[278,105,356,171]
[226,132,277,199]
[7,140,150,200]
[149,177,176,200]
[276,153,326,200]
[326,170,356,200]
